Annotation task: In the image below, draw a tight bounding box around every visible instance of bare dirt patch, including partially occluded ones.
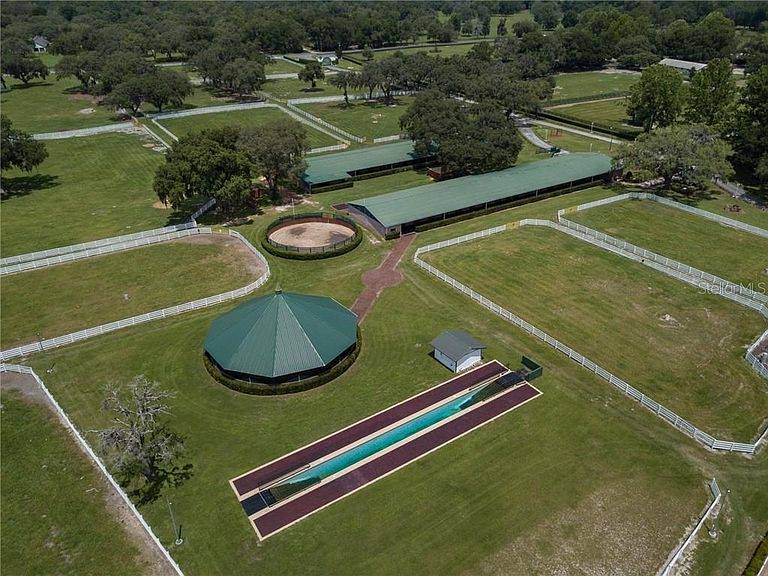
[269,222,354,249]
[0,372,175,576]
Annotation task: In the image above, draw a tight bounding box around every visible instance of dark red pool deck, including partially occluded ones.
[251,382,540,539]
[231,360,507,497]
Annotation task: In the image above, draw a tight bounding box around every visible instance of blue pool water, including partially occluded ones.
[275,385,486,490]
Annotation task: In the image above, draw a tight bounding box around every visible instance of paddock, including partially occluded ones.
[268,221,355,249]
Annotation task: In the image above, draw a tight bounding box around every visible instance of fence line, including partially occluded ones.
[308,143,348,155]
[140,123,172,149]
[148,100,271,121]
[0,229,270,362]
[0,363,185,576]
[659,479,722,576]
[372,134,405,144]
[150,118,180,142]
[1,199,216,273]
[413,222,766,454]
[285,102,365,143]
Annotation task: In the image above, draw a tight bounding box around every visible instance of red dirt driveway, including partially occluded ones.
[351,233,415,323]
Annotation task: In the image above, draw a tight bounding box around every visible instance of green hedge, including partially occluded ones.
[547,91,629,106]
[204,332,361,395]
[534,109,641,140]
[261,213,363,260]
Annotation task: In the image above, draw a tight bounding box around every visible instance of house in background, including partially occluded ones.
[33,35,50,52]
[658,57,708,78]
[431,330,486,373]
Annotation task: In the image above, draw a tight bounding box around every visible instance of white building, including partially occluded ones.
[33,35,50,53]
[431,330,486,373]
[658,58,708,77]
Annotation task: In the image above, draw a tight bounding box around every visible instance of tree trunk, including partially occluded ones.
[343,86,349,105]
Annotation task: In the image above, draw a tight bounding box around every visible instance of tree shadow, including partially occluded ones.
[1,173,59,200]
[130,462,195,506]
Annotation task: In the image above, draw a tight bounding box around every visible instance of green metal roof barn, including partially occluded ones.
[204,290,358,382]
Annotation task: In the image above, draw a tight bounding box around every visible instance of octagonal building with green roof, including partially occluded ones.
[204,290,358,385]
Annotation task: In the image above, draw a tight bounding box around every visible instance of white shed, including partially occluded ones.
[431,330,486,373]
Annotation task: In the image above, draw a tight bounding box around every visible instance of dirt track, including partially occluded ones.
[269,222,354,248]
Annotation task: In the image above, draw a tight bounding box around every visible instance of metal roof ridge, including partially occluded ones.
[279,294,324,371]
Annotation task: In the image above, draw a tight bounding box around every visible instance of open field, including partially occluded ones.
[298,97,414,140]
[0,391,150,576]
[0,76,120,133]
[21,186,768,576]
[262,77,355,100]
[551,71,639,102]
[547,98,641,132]
[570,198,768,289]
[0,133,168,258]
[533,126,623,155]
[349,41,485,63]
[266,59,304,74]
[155,107,340,147]
[423,225,767,441]
[0,235,258,349]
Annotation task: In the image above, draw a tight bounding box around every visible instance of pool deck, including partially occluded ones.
[229,361,542,540]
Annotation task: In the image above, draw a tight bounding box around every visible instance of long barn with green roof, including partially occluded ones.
[345,153,615,236]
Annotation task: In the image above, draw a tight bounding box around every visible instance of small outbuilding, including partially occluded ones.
[431,330,486,373]
[32,35,50,52]
[658,58,708,77]
[204,290,358,385]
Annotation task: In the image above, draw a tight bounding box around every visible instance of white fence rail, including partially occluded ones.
[285,102,364,143]
[414,221,766,454]
[659,479,722,576]
[0,363,185,576]
[0,229,270,362]
[747,328,768,379]
[308,143,348,155]
[372,134,405,144]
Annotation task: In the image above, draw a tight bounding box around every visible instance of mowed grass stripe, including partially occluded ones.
[423,225,767,440]
[1,133,167,258]
[570,199,768,289]
[156,107,340,147]
[0,392,149,576]
[0,236,257,349]
[548,98,639,130]
[552,71,639,101]
[26,265,705,576]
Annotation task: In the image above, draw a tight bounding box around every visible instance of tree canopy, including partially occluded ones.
[627,64,685,132]
[0,115,48,173]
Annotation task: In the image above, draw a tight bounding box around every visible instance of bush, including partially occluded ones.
[204,331,361,395]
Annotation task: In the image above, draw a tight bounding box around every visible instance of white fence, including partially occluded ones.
[0,229,270,362]
[372,134,405,144]
[1,199,216,274]
[0,363,185,576]
[285,102,364,143]
[308,143,348,155]
[414,221,766,454]
[747,329,768,379]
[659,479,721,576]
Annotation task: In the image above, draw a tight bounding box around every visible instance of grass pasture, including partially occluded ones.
[262,77,353,101]
[0,235,258,349]
[547,98,641,132]
[298,97,414,140]
[551,71,640,102]
[0,76,120,133]
[570,198,768,290]
[0,133,168,258]
[266,59,304,74]
[4,182,767,575]
[348,41,485,63]
[25,240,711,576]
[0,392,150,576]
[533,126,623,156]
[423,225,768,441]
[155,107,340,147]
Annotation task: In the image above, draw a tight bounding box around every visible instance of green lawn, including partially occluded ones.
[37,52,62,68]
[1,392,149,576]
[261,77,354,101]
[551,71,640,102]
[1,235,258,349]
[299,97,414,140]
[570,198,768,289]
[0,75,120,133]
[424,225,767,441]
[533,126,624,156]
[1,133,170,258]
[548,98,641,132]
[156,107,340,148]
[266,59,304,74]
[351,41,486,63]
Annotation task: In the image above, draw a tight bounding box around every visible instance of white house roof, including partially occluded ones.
[33,35,50,47]
[431,330,485,362]
[659,58,707,71]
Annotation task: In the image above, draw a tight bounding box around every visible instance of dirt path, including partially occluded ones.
[0,372,176,576]
[351,234,415,323]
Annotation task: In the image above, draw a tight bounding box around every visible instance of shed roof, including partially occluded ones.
[659,58,707,71]
[33,35,49,47]
[431,331,486,362]
[204,291,357,379]
[302,140,424,186]
[348,153,612,228]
